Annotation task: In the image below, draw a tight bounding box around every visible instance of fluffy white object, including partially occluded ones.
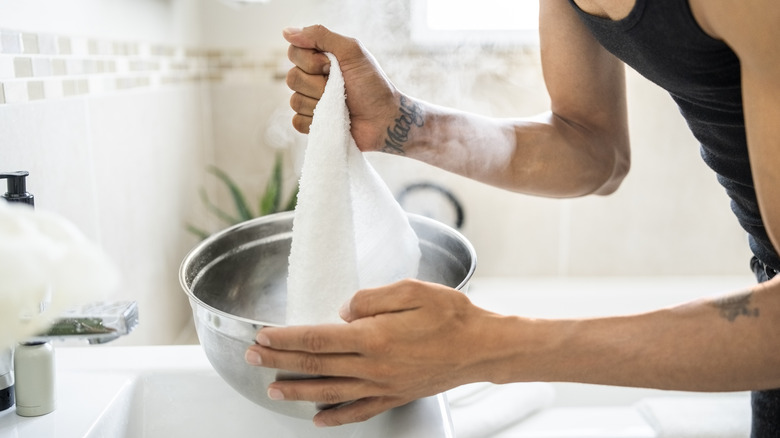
[0,202,119,348]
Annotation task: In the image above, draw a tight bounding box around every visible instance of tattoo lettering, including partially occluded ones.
[383,96,424,154]
[711,292,759,322]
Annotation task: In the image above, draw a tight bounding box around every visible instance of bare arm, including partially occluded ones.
[284,2,630,197]
[489,282,780,391]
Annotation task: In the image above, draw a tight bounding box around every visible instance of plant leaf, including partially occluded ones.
[207,165,254,221]
[185,222,211,241]
[199,187,240,225]
[284,182,299,212]
[259,153,283,215]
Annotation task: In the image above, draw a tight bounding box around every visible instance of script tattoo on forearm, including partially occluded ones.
[711,291,759,322]
[383,96,424,155]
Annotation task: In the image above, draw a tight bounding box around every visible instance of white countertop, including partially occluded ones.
[0,345,454,438]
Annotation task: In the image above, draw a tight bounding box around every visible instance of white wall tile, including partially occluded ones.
[37,33,57,55]
[26,80,44,100]
[31,57,51,76]
[50,58,66,75]
[13,56,32,77]
[0,30,21,53]
[2,80,28,103]
[42,78,63,99]
[0,55,12,78]
[56,36,71,55]
[20,33,38,54]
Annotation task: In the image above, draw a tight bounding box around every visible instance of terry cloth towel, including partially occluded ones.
[285,52,421,325]
[635,396,751,438]
[446,382,556,438]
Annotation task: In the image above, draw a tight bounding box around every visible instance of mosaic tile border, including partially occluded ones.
[0,28,283,105]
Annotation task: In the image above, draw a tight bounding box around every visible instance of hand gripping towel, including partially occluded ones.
[285,53,421,325]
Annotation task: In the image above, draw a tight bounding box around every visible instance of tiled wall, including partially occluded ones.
[0,0,291,346]
[0,27,280,105]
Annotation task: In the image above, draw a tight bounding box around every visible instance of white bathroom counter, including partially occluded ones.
[0,345,454,438]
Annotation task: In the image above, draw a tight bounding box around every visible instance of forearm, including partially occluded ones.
[488,278,780,391]
[386,95,629,197]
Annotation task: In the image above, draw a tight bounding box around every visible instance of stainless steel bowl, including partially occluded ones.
[179,211,476,419]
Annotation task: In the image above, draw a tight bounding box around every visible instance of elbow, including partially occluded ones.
[592,144,630,196]
[593,147,631,196]
[547,111,631,198]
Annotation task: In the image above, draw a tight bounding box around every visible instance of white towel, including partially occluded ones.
[447,382,556,438]
[285,53,421,325]
[635,396,751,438]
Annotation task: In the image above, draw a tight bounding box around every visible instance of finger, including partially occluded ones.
[267,377,371,406]
[291,113,312,134]
[283,25,355,59]
[290,92,318,117]
[286,67,326,99]
[342,279,424,322]
[246,345,374,381]
[313,396,403,427]
[254,323,361,353]
[287,45,330,75]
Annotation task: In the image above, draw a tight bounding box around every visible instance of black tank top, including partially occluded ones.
[569,0,780,272]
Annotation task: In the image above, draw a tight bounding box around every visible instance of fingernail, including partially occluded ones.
[338,301,350,321]
[283,27,302,36]
[322,62,330,75]
[256,332,271,347]
[313,417,328,428]
[245,350,262,366]
[267,387,284,401]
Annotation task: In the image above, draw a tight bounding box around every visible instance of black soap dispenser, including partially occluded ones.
[1,171,35,207]
[1,171,56,417]
[0,171,33,412]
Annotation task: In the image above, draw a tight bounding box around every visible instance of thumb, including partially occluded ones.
[282,25,353,56]
[339,280,422,322]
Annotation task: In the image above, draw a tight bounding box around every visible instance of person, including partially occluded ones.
[244,0,780,434]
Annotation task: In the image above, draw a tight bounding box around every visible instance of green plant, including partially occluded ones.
[186,152,299,240]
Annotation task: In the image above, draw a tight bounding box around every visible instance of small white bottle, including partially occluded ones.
[14,341,55,417]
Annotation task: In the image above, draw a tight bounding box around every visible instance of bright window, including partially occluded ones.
[410,0,539,46]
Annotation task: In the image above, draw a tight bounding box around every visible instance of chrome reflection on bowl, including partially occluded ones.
[179,211,476,419]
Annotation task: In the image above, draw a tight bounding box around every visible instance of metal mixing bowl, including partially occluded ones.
[179,211,476,419]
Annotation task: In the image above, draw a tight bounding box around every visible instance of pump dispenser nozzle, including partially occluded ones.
[0,170,35,412]
[0,171,34,207]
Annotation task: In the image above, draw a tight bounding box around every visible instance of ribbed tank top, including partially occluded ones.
[568,0,780,271]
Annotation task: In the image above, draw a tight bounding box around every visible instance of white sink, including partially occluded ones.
[0,346,454,438]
